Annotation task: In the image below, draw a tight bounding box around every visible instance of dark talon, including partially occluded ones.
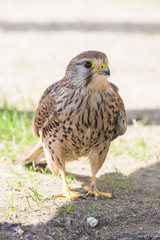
[44,195,55,201]
[86,193,91,197]
[112,194,116,198]
[72,195,86,200]
[95,195,99,201]
[73,197,79,200]
[78,195,86,199]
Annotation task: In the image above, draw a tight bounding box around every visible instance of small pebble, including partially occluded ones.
[86,217,98,227]
[18,228,24,236]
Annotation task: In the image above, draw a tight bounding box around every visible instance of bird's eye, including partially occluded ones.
[84,61,92,69]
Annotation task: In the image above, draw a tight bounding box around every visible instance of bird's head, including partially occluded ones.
[65,50,110,91]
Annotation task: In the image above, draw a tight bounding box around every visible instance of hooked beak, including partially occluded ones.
[100,66,110,77]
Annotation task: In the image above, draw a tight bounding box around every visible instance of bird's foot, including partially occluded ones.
[53,187,85,200]
[84,186,114,200]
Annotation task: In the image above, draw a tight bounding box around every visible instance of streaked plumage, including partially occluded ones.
[32,50,127,199]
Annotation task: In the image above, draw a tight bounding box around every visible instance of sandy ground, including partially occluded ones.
[0,125,160,239]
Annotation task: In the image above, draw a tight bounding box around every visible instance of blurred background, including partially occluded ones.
[0,0,160,122]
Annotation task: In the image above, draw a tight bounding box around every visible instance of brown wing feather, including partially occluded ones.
[32,80,61,137]
[110,82,126,117]
[109,82,127,140]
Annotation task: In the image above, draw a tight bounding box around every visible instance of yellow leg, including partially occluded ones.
[53,170,82,200]
[84,173,113,199]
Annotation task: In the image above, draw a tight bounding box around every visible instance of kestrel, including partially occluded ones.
[32,50,127,200]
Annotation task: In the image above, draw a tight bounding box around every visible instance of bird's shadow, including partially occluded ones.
[1,162,160,240]
[65,170,130,197]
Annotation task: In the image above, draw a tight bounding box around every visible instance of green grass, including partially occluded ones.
[100,232,104,240]
[27,162,51,175]
[2,173,46,218]
[105,168,132,195]
[25,186,45,210]
[0,108,34,142]
[0,108,37,162]
[87,202,105,217]
[3,178,17,218]
[56,200,83,216]
[57,229,67,240]
[109,207,117,219]
[109,136,153,162]
[66,173,76,183]
[150,187,160,208]
[114,168,130,192]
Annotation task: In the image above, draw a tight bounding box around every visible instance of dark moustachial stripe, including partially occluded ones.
[85,75,92,87]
